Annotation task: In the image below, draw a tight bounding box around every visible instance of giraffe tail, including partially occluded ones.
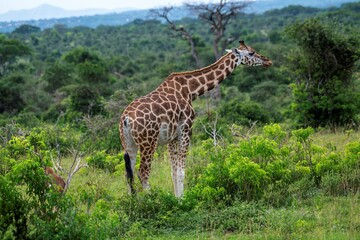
[124,152,135,194]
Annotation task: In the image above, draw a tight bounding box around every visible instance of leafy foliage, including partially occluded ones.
[0,74,26,114]
[186,124,360,206]
[0,176,28,239]
[0,34,31,77]
[286,18,360,127]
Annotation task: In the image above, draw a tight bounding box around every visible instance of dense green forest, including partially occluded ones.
[1,2,360,239]
[1,0,356,32]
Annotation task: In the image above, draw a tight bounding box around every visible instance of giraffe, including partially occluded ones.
[119,40,272,197]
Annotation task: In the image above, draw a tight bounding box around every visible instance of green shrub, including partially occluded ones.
[219,100,270,125]
[227,155,269,201]
[86,150,122,173]
[286,18,360,127]
[6,136,28,159]
[0,176,28,239]
[186,124,360,206]
[86,199,122,239]
[29,194,90,240]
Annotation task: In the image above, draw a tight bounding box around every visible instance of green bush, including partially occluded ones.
[86,150,122,173]
[286,18,360,127]
[69,84,104,116]
[2,144,89,239]
[0,74,26,114]
[219,100,270,125]
[29,194,89,240]
[0,176,28,239]
[187,124,360,207]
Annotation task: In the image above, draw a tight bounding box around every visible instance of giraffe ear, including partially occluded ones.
[225,49,232,53]
[239,40,249,50]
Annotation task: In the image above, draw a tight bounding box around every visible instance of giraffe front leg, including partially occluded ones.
[170,149,186,198]
[176,142,188,198]
[175,163,185,198]
[176,121,193,197]
[169,134,190,197]
[168,141,179,196]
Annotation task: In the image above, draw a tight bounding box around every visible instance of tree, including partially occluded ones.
[63,47,101,65]
[0,35,31,77]
[12,24,41,35]
[150,6,201,68]
[185,0,251,60]
[285,18,360,127]
[219,99,270,125]
[42,61,75,93]
[0,176,28,239]
[69,84,103,116]
[0,74,26,114]
[63,47,109,85]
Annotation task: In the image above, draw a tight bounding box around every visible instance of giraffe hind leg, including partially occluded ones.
[138,143,157,191]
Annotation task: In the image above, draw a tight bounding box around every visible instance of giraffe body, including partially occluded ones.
[119,41,272,197]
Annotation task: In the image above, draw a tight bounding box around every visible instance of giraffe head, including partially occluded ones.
[227,40,272,68]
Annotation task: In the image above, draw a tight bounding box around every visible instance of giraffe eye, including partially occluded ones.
[249,52,255,56]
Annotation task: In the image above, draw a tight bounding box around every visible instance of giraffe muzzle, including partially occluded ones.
[263,60,272,68]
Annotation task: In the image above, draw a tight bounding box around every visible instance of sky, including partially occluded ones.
[0,0,194,14]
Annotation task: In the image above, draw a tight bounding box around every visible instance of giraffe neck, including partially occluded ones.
[164,52,238,101]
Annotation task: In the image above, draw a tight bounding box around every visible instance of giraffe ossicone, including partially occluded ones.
[119,40,272,197]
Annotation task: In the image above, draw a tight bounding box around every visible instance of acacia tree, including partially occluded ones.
[286,18,360,127]
[185,0,251,60]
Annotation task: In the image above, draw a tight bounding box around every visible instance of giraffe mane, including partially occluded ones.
[167,52,233,78]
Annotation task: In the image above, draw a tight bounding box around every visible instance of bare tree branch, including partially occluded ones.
[200,113,224,147]
[150,6,201,68]
[230,120,258,140]
[45,128,89,195]
[62,142,88,195]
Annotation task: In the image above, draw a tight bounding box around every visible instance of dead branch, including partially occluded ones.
[201,113,224,147]
[62,144,88,195]
[230,120,258,140]
[150,6,201,68]
[47,130,88,195]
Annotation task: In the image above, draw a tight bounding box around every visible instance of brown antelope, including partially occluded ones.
[45,167,66,193]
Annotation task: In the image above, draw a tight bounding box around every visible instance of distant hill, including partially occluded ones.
[0,9,156,33]
[0,4,136,22]
[0,4,109,22]
[0,0,358,33]
[246,0,358,13]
